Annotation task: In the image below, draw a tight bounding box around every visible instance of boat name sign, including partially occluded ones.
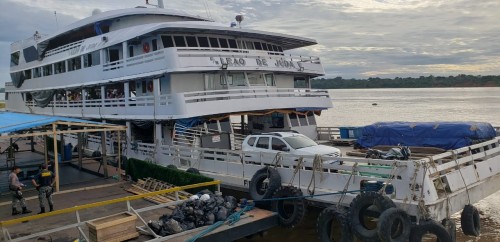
[210,57,303,71]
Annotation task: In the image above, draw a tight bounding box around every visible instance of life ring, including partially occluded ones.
[349,191,395,241]
[409,220,452,242]
[271,186,306,228]
[377,207,411,242]
[317,206,353,242]
[147,81,154,92]
[186,167,200,174]
[143,42,150,53]
[249,167,281,200]
[442,218,456,242]
[460,204,481,236]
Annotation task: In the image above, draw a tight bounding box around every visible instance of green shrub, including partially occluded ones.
[125,158,215,193]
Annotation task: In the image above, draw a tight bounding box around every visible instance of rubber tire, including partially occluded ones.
[186,167,200,174]
[317,206,353,242]
[460,204,480,236]
[377,207,411,242]
[271,186,306,228]
[92,150,101,158]
[409,220,452,242]
[441,218,456,242]
[166,164,177,170]
[249,167,281,200]
[349,191,396,242]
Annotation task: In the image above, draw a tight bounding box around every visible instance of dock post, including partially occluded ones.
[44,135,48,166]
[60,133,65,163]
[52,123,60,192]
[101,131,108,177]
[117,131,121,181]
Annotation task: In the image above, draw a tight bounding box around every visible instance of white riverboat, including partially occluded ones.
[6,1,500,240]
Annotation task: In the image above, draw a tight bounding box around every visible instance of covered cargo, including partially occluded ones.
[356,122,497,150]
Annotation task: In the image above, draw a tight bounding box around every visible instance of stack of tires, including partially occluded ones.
[316,191,480,242]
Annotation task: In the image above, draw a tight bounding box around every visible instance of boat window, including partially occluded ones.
[246,41,255,50]
[247,137,256,146]
[24,69,32,79]
[68,56,82,71]
[261,43,269,51]
[247,73,266,86]
[298,114,308,126]
[173,36,186,47]
[33,67,41,78]
[229,73,246,86]
[265,74,275,86]
[198,37,209,47]
[272,138,287,151]
[128,46,134,57]
[256,137,269,149]
[84,50,100,68]
[10,51,20,67]
[289,113,299,127]
[272,45,279,52]
[294,77,309,88]
[43,64,53,76]
[161,36,174,48]
[186,36,198,47]
[219,38,229,48]
[228,39,237,49]
[254,42,262,50]
[209,37,219,48]
[271,113,284,128]
[283,136,317,149]
[307,112,317,125]
[267,43,273,51]
[152,39,158,51]
[54,61,66,74]
[277,46,283,52]
[23,46,39,63]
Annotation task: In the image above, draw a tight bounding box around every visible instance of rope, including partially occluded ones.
[257,189,363,202]
[307,154,324,195]
[454,150,471,204]
[378,161,398,194]
[186,205,255,242]
[337,162,358,208]
[288,156,304,186]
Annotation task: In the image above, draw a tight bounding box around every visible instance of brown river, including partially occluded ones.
[239,87,500,242]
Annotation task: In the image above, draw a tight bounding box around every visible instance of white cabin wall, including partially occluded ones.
[170,73,204,92]
[275,75,294,88]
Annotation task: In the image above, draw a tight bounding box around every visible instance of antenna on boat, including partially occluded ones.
[54,11,59,30]
[235,15,244,28]
[145,0,164,8]
[203,0,213,20]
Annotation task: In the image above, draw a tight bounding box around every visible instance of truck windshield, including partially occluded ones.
[283,136,317,149]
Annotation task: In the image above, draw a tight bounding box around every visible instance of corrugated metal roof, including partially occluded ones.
[0,112,100,134]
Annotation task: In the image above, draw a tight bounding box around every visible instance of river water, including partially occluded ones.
[240,87,500,242]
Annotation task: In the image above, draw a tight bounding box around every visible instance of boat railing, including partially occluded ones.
[182,88,330,104]
[44,40,85,58]
[316,126,341,140]
[176,47,319,63]
[103,59,125,72]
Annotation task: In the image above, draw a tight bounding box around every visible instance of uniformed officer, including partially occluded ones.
[32,164,56,214]
[8,166,32,215]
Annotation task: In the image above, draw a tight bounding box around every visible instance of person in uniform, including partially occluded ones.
[8,166,32,215]
[32,164,56,214]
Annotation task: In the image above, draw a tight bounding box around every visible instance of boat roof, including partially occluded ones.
[0,112,103,134]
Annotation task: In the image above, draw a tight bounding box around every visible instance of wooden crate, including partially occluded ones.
[87,212,139,242]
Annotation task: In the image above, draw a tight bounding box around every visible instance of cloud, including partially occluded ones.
[1,0,500,85]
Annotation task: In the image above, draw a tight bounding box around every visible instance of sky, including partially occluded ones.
[1,0,500,86]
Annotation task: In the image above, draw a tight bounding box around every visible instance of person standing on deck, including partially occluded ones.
[9,166,32,215]
[32,164,55,214]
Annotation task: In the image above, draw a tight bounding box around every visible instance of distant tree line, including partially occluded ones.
[311,74,500,89]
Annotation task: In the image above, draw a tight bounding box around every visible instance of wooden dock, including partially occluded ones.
[157,208,278,242]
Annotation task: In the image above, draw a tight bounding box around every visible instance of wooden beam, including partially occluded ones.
[44,135,48,166]
[101,131,108,177]
[52,123,60,192]
[55,121,126,129]
[117,131,121,181]
[77,133,83,170]
[1,127,126,139]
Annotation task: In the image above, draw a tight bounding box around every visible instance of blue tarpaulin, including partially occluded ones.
[356,122,497,150]
[0,112,100,134]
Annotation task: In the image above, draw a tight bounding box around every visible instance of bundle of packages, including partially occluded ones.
[148,190,238,236]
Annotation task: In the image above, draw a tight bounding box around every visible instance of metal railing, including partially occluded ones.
[0,180,221,241]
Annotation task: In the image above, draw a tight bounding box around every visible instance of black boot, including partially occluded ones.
[38,207,45,214]
[49,205,53,212]
[22,207,32,214]
[12,208,20,216]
